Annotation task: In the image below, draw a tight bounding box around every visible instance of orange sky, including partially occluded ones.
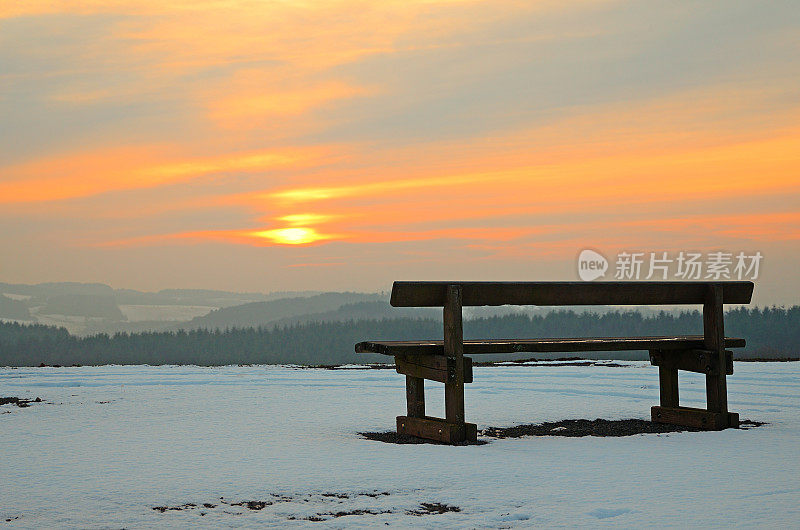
[1,1,798,303]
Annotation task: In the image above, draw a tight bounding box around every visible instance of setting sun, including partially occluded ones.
[251,227,327,245]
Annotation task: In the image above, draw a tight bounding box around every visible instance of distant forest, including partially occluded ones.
[1,307,798,366]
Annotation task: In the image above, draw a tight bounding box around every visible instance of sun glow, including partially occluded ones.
[277,213,335,226]
[251,227,327,245]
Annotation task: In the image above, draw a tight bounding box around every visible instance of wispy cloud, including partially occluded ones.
[0,145,332,203]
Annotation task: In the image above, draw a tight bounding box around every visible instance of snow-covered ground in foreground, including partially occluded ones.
[1,362,798,528]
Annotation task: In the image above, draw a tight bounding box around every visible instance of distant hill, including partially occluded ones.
[0,281,345,334]
[114,288,319,307]
[1,281,325,309]
[0,295,32,320]
[184,292,387,329]
[39,294,125,321]
[0,281,113,299]
[268,300,440,327]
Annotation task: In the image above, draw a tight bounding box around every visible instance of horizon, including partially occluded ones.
[0,278,792,308]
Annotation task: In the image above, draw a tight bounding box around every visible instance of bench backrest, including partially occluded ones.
[390,281,754,307]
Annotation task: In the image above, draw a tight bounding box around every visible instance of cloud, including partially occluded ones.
[0,145,332,203]
[205,74,373,131]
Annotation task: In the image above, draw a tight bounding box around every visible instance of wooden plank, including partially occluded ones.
[658,365,679,407]
[652,406,738,430]
[395,357,446,383]
[391,281,754,307]
[405,376,425,418]
[396,415,478,443]
[443,285,466,431]
[704,285,728,414]
[395,355,473,384]
[650,349,733,375]
[356,336,747,356]
[399,353,450,371]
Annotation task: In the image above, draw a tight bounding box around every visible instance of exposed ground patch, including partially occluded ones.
[482,418,701,438]
[361,418,767,444]
[151,491,459,521]
[482,418,766,438]
[359,431,487,445]
[408,502,461,515]
[0,397,42,408]
[739,419,768,429]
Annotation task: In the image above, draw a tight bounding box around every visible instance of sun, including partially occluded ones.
[251,227,325,245]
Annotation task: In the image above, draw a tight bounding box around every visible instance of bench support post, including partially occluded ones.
[396,415,477,444]
[395,284,477,444]
[652,284,739,430]
[657,362,679,408]
[704,284,728,416]
[405,376,425,418]
[443,284,469,442]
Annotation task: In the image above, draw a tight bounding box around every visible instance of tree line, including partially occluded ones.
[0,306,797,366]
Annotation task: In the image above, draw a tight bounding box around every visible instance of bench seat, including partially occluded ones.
[356,335,746,356]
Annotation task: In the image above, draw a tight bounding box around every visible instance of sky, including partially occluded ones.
[1,1,798,304]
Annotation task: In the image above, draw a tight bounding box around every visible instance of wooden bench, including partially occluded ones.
[355,281,753,444]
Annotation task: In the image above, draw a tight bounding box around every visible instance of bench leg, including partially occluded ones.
[705,354,728,415]
[651,405,738,429]
[651,287,738,430]
[397,415,477,444]
[702,284,737,428]
[444,382,464,424]
[395,284,479,445]
[405,375,425,417]
[651,348,739,429]
[444,285,467,441]
[657,359,679,408]
[702,356,738,428]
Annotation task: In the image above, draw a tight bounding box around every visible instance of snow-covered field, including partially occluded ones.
[118,304,216,322]
[1,361,798,528]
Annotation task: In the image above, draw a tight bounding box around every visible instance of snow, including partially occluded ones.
[23,312,106,335]
[1,294,32,301]
[117,304,216,322]
[1,362,799,527]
